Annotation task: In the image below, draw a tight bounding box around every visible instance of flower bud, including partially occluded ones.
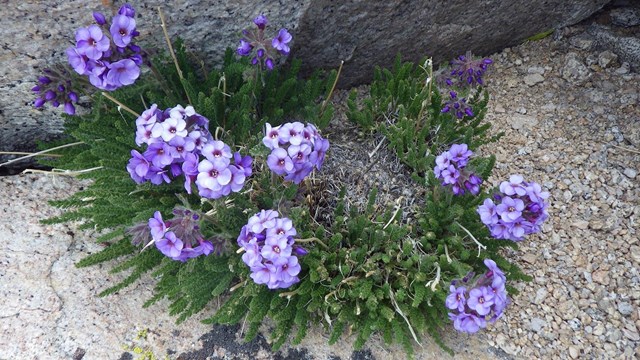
[253,14,268,30]
[68,91,78,102]
[118,4,135,17]
[44,90,56,101]
[64,102,76,115]
[93,12,106,25]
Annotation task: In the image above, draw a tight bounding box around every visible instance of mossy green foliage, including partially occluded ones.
[42,44,529,359]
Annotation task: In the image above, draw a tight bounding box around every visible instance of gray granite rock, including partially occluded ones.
[609,7,640,27]
[0,0,610,171]
[293,0,609,87]
[588,24,640,72]
[561,52,591,84]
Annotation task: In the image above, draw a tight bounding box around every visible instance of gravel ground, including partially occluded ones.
[1,10,639,360]
[476,24,640,360]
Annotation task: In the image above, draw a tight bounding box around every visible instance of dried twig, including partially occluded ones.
[158,6,192,105]
[455,221,486,257]
[101,92,139,117]
[0,141,85,168]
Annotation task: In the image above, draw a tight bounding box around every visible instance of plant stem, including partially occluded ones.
[320,60,344,115]
[157,6,192,105]
[454,220,486,257]
[101,92,139,117]
[295,237,329,250]
[0,141,85,168]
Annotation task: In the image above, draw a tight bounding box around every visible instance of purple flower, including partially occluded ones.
[148,211,167,240]
[449,313,486,333]
[156,231,184,258]
[272,28,292,55]
[467,286,495,316]
[75,25,110,60]
[264,122,328,183]
[288,143,311,165]
[197,159,231,185]
[247,209,278,233]
[483,259,506,282]
[266,217,297,239]
[447,258,509,333]
[110,14,136,48]
[441,91,473,119]
[265,58,274,70]
[496,196,525,223]
[448,144,472,167]
[181,153,199,194]
[250,263,276,286]
[274,255,301,287]
[445,285,467,312]
[198,240,214,256]
[66,47,88,75]
[237,39,253,56]
[144,142,174,168]
[263,123,281,149]
[160,116,188,142]
[106,59,140,87]
[499,174,527,196]
[267,148,294,175]
[201,140,232,165]
[233,152,253,177]
[261,235,291,260]
[310,138,329,170]
[477,198,498,225]
[254,14,268,29]
[479,177,549,241]
[126,150,150,183]
[242,240,263,267]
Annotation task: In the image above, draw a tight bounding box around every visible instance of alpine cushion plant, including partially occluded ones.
[36,3,551,359]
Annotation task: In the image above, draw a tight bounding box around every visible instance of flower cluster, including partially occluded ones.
[237,210,306,289]
[434,144,483,195]
[477,175,549,241]
[441,90,474,119]
[263,122,329,184]
[147,208,216,261]
[236,14,292,70]
[446,51,493,87]
[126,104,252,199]
[439,52,493,119]
[447,259,509,333]
[32,68,80,115]
[66,4,142,91]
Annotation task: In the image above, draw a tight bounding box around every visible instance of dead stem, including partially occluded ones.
[157,6,192,105]
[101,92,139,117]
